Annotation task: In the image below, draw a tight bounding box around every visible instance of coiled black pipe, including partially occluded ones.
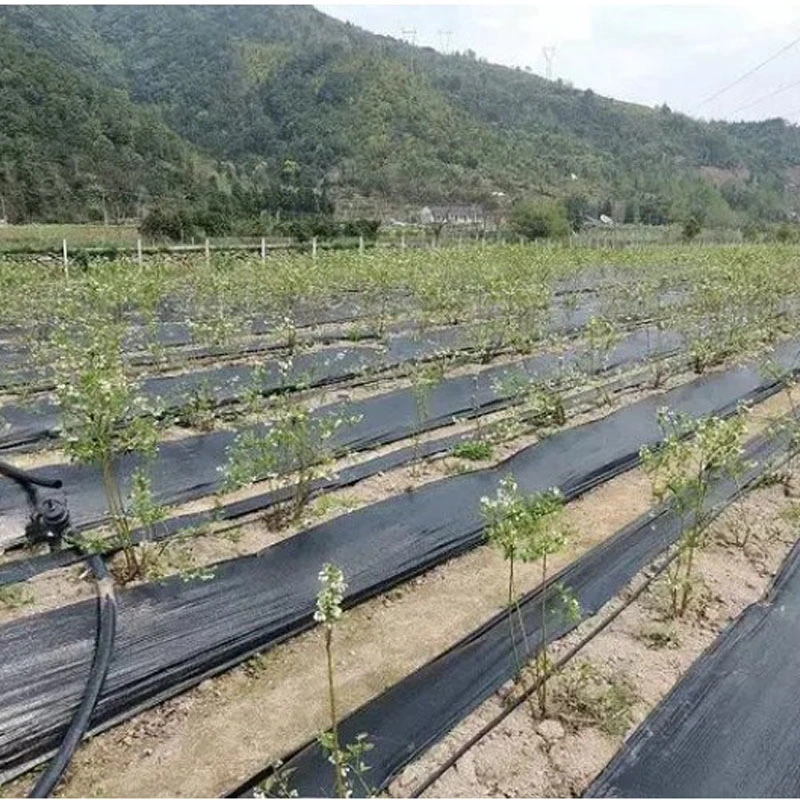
[28,553,116,798]
[0,457,117,797]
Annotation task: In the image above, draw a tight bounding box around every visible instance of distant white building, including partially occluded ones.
[419,204,486,225]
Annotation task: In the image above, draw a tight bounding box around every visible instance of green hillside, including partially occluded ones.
[2,4,800,226]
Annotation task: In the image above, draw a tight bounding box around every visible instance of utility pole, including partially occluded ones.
[402,28,417,72]
[542,45,556,80]
[437,29,452,54]
[401,28,417,46]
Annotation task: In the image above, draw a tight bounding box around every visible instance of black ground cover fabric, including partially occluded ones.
[234,422,794,798]
[0,321,493,451]
[587,525,800,796]
[0,342,795,782]
[0,325,680,544]
[0,293,606,449]
[0,368,655,588]
[0,286,609,389]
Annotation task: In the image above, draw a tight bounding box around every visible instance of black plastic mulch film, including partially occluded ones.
[0,293,606,450]
[0,363,651,588]
[0,338,798,782]
[231,416,797,798]
[587,521,800,796]
[0,295,369,376]
[0,270,622,374]
[0,322,677,547]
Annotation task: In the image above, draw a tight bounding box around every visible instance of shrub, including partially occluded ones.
[681,215,702,242]
[510,199,570,241]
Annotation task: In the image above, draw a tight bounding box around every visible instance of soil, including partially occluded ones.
[32,459,654,799]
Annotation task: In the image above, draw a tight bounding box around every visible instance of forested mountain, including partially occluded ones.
[3,4,800,226]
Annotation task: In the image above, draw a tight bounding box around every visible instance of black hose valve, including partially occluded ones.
[25,495,71,548]
[40,497,71,539]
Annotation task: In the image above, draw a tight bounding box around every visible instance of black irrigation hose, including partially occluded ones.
[28,553,116,798]
[409,549,681,798]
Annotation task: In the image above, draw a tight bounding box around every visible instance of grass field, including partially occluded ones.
[0,223,140,252]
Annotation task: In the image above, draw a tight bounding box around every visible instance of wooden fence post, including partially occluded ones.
[137,237,143,266]
[62,238,69,278]
[359,235,365,254]
[261,237,266,262]
[312,236,318,260]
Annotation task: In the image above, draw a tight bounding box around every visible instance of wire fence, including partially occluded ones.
[0,223,748,265]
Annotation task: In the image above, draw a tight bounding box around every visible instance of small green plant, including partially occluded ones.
[139,538,217,584]
[492,371,566,442]
[583,315,620,375]
[452,439,494,461]
[254,760,298,799]
[409,360,445,473]
[307,493,360,521]
[761,358,800,494]
[223,394,358,522]
[178,382,217,431]
[481,476,574,714]
[554,661,637,737]
[0,583,33,610]
[637,623,680,650]
[689,338,719,374]
[640,408,748,616]
[244,651,273,679]
[315,564,373,798]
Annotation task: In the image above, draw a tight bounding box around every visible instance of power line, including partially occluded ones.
[729,75,800,115]
[693,29,800,112]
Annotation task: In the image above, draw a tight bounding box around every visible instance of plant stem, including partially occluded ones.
[325,625,346,798]
[538,552,548,715]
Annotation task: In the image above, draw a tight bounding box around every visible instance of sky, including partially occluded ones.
[317,3,800,123]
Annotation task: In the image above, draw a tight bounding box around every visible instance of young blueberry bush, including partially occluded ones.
[481,476,576,714]
[53,317,162,582]
[640,409,748,616]
[223,373,359,522]
[315,564,373,798]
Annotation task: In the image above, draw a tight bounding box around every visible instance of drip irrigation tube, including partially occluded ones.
[29,553,116,798]
[0,462,117,798]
